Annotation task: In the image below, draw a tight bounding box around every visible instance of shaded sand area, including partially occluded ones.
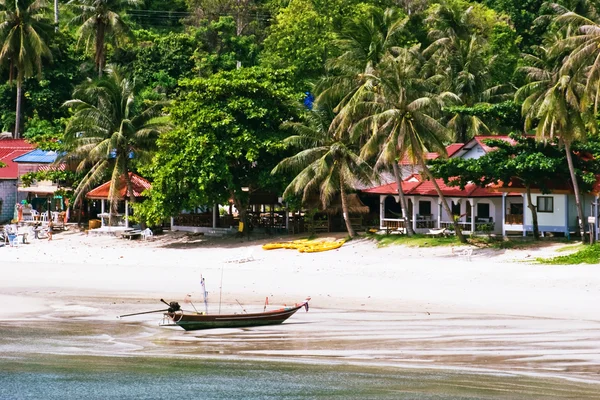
[1,229,600,396]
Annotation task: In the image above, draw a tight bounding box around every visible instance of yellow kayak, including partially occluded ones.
[262,239,345,253]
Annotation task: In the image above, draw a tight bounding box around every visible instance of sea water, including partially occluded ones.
[1,311,600,399]
[3,354,600,400]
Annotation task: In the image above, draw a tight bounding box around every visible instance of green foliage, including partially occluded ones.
[443,101,522,133]
[261,0,333,83]
[20,170,80,189]
[488,24,521,85]
[478,0,545,52]
[536,244,600,264]
[192,17,259,76]
[23,115,64,151]
[428,133,588,193]
[132,30,197,91]
[140,66,300,224]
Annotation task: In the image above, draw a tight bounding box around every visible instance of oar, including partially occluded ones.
[117,309,169,318]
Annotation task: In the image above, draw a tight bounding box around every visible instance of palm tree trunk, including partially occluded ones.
[339,183,356,237]
[14,80,22,139]
[525,184,540,240]
[392,162,414,235]
[565,142,586,242]
[96,22,106,78]
[54,0,59,29]
[421,161,467,243]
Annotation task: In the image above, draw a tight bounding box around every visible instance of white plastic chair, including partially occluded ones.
[141,228,153,240]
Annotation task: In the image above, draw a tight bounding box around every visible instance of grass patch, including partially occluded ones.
[367,233,459,248]
[554,243,585,253]
[535,243,600,265]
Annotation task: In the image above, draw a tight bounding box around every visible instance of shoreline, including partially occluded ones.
[1,229,600,386]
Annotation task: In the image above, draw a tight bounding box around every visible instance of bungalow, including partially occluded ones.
[0,139,34,222]
[13,149,66,214]
[362,174,521,235]
[361,135,600,238]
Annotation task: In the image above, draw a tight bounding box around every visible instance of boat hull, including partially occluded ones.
[164,303,307,331]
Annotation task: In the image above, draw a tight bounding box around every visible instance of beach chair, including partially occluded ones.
[141,228,154,241]
[121,230,142,240]
[426,228,448,237]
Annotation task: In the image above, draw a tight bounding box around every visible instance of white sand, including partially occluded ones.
[1,229,598,320]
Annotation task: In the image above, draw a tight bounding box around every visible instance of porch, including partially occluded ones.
[378,194,502,235]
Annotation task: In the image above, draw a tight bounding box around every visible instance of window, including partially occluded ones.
[419,201,431,216]
[537,196,554,213]
[451,201,461,216]
[509,203,523,215]
[477,203,490,219]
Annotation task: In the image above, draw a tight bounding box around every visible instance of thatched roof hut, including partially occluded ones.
[304,193,370,215]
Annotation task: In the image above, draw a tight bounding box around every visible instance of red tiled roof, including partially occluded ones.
[363,175,504,197]
[0,139,35,179]
[86,173,151,199]
[445,143,464,157]
[362,176,422,194]
[399,144,465,165]
[489,178,574,194]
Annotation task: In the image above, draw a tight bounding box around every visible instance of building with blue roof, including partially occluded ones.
[12,149,61,164]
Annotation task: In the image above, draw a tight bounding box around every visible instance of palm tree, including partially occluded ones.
[424,33,514,142]
[62,65,170,220]
[516,45,594,241]
[272,106,373,238]
[355,47,467,243]
[0,0,53,138]
[67,0,140,77]
[318,7,416,234]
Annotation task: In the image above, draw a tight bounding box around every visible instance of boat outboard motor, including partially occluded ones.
[168,302,181,313]
[160,299,181,313]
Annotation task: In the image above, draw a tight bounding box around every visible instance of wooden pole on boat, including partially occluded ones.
[235,299,247,313]
[118,309,168,318]
[201,275,208,314]
[218,263,224,315]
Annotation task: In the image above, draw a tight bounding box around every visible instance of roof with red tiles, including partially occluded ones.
[399,144,465,165]
[86,173,151,199]
[489,178,575,194]
[363,175,509,198]
[0,139,35,179]
[362,176,422,194]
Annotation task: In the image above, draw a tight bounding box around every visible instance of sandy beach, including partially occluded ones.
[2,228,600,389]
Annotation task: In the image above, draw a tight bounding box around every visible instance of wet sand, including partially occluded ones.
[1,229,600,389]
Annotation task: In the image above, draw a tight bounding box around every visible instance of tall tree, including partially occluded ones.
[0,0,53,138]
[62,65,169,220]
[424,0,517,142]
[68,0,140,77]
[355,46,467,243]
[138,67,297,230]
[320,7,416,234]
[273,105,374,238]
[516,45,594,241]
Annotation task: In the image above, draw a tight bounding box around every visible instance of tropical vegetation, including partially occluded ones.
[3,0,600,241]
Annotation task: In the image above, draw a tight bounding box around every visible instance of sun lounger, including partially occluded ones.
[121,230,142,240]
[425,228,448,237]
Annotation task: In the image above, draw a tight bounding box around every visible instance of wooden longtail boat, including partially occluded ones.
[160,300,310,331]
